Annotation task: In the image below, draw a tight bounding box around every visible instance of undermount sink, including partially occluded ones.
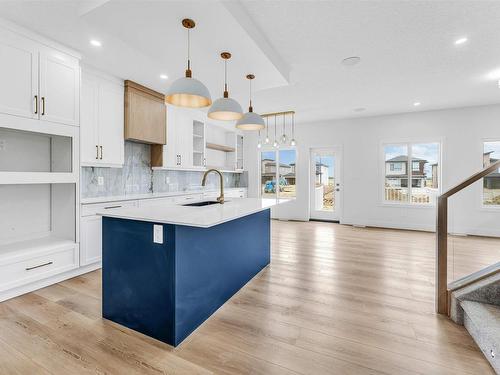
[182,200,222,207]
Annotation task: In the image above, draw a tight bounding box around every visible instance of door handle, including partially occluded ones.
[41,97,46,115]
[34,95,38,114]
[100,146,103,160]
[96,145,99,159]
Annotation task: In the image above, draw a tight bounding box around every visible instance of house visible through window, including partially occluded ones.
[483,141,500,206]
[260,148,297,201]
[384,142,440,204]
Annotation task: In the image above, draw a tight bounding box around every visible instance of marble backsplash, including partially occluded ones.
[81,141,247,199]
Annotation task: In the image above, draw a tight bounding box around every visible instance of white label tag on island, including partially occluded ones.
[153,225,163,244]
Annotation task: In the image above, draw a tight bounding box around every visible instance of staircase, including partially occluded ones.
[449,270,500,373]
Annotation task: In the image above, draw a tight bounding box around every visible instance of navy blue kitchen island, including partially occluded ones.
[99,200,274,347]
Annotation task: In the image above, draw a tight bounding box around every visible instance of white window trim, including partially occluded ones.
[380,140,442,208]
[258,146,297,202]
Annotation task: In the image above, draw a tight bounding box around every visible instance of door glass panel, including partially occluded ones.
[314,154,335,211]
[261,151,277,198]
[278,149,296,200]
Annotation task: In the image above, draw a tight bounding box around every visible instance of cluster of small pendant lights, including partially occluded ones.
[257,112,296,149]
[165,18,265,131]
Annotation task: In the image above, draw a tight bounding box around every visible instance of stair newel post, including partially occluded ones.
[436,195,448,314]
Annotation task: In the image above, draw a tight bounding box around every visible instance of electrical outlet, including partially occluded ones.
[98,176,104,186]
[166,176,170,184]
[153,225,163,244]
[0,139,5,151]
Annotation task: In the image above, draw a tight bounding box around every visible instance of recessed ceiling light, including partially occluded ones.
[354,107,366,112]
[454,37,468,45]
[160,74,168,80]
[413,102,421,107]
[90,39,102,47]
[341,56,361,67]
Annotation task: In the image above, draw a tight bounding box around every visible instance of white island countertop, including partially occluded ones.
[97,198,289,228]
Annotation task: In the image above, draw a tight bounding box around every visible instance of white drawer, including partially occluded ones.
[81,200,139,217]
[0,244,78,292]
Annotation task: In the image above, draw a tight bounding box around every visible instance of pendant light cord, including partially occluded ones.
[274,115,277,138]
[266,117,269,137]
[292,113,295,137]
[282,114,285,135]
[249,78,253,111]
[185,27,192,77]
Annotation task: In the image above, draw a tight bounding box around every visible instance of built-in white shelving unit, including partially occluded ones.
[0,19,88,302]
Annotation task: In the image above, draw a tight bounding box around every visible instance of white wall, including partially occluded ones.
[244,104,500,236]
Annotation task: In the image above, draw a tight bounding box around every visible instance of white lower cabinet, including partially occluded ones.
[0,242,78,293]
[80,200,139,265]
[80,215,102,266]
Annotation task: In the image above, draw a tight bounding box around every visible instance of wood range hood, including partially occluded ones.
[124,80,166,145]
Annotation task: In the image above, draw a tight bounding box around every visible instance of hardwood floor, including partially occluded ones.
[0,221,496,374]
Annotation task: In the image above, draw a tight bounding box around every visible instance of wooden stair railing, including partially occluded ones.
[436,159,500,314]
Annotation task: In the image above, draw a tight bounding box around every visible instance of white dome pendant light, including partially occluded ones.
[165,19,212,108]
[208,52,243,120]
[235,74,265,130]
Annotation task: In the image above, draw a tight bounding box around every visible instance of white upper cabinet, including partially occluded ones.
[39,49,80,126]
[163,105,196,169]
[98,80,124,166]
[81,76,99,163]
[0,28,38,119]
[81,69,124,167]
[0,25,80,126]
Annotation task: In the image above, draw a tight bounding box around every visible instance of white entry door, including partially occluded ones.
[310,147,342,221]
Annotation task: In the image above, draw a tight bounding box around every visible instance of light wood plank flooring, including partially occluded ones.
[0,221,496,374]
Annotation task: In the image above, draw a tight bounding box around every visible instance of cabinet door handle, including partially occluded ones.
[104,205,122,209]
[100,146,103,160]
[26,261,53,271]
[34,95,38,114]
[96,145,99,159]
[41,97,45,115]
[179,155,182,165]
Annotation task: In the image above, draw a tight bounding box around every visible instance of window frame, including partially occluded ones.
[258,146,297,202]
[380,140,442,207]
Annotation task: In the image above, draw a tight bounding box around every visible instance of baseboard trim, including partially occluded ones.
[0,262,101,302]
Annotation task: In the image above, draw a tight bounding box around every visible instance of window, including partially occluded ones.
[384,142,440,204]
[390,163,402,172]
[260,148,296,201]
[483,141,500,206]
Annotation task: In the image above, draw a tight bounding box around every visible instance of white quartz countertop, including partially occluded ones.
[97,198,288,228]
[81,188,246,205]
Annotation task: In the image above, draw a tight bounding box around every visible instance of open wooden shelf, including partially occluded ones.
[206,143,235,152]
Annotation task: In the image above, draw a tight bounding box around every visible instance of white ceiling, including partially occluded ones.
[1,1,500,124]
